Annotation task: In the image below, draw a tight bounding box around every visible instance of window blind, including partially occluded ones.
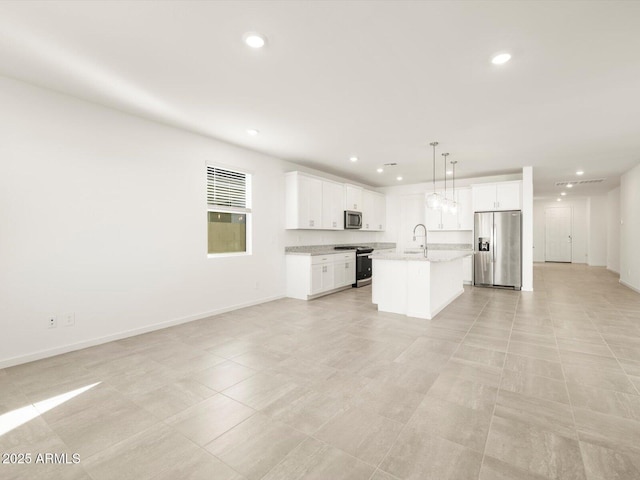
[206,166,248,210]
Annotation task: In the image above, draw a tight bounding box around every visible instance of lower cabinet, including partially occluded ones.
[463,255,473,284]
[287,252,356,300]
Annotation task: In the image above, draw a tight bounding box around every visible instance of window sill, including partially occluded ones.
[207,252,251,259]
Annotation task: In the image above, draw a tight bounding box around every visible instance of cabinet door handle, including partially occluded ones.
[333,221,337,227]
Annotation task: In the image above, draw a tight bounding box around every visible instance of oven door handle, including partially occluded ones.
[357,253,372,257]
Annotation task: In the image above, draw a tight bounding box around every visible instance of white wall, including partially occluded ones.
[620,163,640,291]
[0,76,290,367]
[587,195,608,267]
[533,198,589,264]
[607,187,620,273]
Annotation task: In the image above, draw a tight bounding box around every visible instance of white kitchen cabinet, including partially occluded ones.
[425,199,442,231]
[463,255,473,284]
[471,181,522,212]
[361,189,375,230]
[311,262,334,294]
[322,180,344,230]
[345,184,363,211]
[441,197,459,230]
[472,184,497,212]
[373,192,386,231]
[362,190,386,231]
[457,188,473,230]
[496,182,522,210]
[285,172,323,229]
[286,252,356,300]
[286,172,385,231]
[333,255,356,287]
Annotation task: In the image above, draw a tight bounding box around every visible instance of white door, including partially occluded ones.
[545,207,572,262]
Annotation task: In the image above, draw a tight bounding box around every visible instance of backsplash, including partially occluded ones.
[427,243,473,250]
[284,229,383,247]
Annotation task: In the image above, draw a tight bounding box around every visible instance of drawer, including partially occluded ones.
[310,252,354,265]
[311,254,338,265]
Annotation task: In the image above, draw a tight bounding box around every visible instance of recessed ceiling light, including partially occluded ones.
[561,192,567,196]
[491,53,511,65]
[576,170,584,176]
[376,168,384,173]
[567,183,573,188]
[243,32,267,49]
[349,156,358,163]
[557,198,562,202]
[247,129,259,136]
[396,176,403,181]
[446,170,453,175]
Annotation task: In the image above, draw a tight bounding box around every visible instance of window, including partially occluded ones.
[206,165,252,255]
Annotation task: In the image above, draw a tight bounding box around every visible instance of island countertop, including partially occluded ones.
[370,250,472,262]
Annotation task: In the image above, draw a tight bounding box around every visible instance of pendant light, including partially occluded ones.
[441,153,450,212]
[449,159,458,214]
[426,141,441,209]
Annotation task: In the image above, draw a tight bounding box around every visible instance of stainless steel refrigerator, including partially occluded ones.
[474,211,522,290]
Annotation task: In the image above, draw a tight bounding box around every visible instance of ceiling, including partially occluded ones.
[1,1,639,197]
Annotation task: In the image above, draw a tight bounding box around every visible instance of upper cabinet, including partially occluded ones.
[457,188,473,230]
[285,172,322,229]
[471,181,521,212]
[286,172,385,230]
[361,190,386,231]
[373,192,386,231]
[424,187,473,231]
[321,180,344,230]
[344,184,363,211]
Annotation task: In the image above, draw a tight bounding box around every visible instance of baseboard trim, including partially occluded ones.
[0,295,285,369]
[619,279,640,294]
[607,267,620,274]
[427,288,465,320]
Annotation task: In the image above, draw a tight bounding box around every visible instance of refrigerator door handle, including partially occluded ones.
[493,223,497,263]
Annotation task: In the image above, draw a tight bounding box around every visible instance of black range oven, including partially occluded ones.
[334,246,374,287]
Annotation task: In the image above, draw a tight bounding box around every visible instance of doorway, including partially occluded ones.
[545,207,572,262]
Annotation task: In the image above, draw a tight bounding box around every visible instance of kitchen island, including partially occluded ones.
[371,250,471,320]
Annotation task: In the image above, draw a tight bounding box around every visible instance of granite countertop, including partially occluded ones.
[371,250,472,262]
[285,243,473,256]
[285,242,396,256]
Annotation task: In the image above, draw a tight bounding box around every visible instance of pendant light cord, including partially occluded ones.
[429,142,438,192]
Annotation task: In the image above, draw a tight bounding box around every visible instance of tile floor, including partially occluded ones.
[2,263,640,479]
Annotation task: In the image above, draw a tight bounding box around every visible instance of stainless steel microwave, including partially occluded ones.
[344,210,362,229]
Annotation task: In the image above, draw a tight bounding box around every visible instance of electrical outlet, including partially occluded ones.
[48,317,57,329]
[61,312,75,327]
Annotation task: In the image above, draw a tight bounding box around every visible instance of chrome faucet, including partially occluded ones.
[412,223,428,257]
